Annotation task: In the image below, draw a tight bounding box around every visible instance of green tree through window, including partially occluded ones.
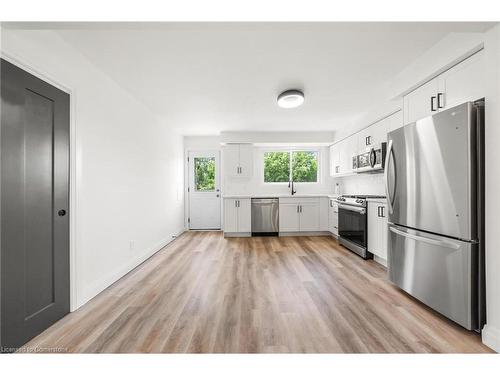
[292,151,318,182]
[195,157,215,191]
[264,152,290,182]
[264,151,318,183]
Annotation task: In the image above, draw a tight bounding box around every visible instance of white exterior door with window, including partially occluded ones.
[188,151,221,229]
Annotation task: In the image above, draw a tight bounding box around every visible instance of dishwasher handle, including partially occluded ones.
[251,198,279,204]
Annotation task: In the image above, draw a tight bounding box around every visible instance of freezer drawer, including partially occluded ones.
[388,224,478,330]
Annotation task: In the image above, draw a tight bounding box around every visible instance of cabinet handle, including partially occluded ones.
[235,200,237,208]
[330,200,333,207]
[366,136,371,146]
[297,205,299,213]
[378,206,385,217]
[300,205,302,213]
[239,167,242,174]
[377,206,381,217]
[431,96,437,112]
[437,92,444,109]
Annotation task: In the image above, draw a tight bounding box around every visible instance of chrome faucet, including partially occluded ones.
[288,180,296,195]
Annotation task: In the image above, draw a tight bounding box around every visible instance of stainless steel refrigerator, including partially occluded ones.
[385,100,485,331]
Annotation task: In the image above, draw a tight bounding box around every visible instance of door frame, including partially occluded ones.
[184,148,222,230]
[1,52,78,312]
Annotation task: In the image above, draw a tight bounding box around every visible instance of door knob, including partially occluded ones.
[58,209,67,216]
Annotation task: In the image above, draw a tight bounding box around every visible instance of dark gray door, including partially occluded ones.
[1,59,70,352]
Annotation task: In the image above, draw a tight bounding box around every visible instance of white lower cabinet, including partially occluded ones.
[328,198,338,237]
[278,202,301,232]
[319,197,329,231]
[223,198,251,235]
[279,198,320,233]
[299,202,320,231]
[367,201,388,263]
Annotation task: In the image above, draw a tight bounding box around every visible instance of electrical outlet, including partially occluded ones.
[129,241,135,251]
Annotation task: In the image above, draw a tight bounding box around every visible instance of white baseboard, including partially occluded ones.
[482,324,500,352]
[76,229,185,309]
[279,231,331,237]
[373,255,387,267]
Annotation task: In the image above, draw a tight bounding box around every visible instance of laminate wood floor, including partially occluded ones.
[23,231,493,353]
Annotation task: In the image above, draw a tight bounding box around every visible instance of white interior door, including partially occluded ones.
[188,151,221,229]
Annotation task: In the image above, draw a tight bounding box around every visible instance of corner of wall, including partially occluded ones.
[482,324,500,353]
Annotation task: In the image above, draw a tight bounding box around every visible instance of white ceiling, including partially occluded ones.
[24,22,492,135]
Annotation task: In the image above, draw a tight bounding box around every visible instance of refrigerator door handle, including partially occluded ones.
[384,139,395,214]
[389,226,461,250]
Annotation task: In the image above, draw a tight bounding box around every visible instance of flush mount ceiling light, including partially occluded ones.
[277,89,304,109]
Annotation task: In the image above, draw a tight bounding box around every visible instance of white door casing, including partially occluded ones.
[188,151,221,230]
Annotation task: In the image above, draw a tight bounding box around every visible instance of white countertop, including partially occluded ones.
[223,193,339,199]
[222,194,386,201]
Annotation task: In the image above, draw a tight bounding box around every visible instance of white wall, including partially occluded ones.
[482,24,500,353]
[1,29,185,309]
[335,174,385,196]
[220,131,334,145]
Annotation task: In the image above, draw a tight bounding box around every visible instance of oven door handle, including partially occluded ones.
[339,205,366,214]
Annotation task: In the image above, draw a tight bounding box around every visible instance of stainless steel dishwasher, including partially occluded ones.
[251,198,279,236]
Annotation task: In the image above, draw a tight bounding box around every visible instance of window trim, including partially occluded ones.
[261,147,321,184]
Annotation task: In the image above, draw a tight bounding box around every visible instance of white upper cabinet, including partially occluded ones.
[329,143,340,176]
[388,110,404,133]
[438,50,485,110]
[357,116,389,153]
[223,145,240,178]
[403,77,440,125]
[237,144,253,178]
[223,143,254,179]
[403,50,485,125]
[338,136,356,175]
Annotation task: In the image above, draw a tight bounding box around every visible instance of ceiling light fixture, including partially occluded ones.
[277,89,304,109]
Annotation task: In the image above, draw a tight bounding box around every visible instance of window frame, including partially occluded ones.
[261,147,321,184]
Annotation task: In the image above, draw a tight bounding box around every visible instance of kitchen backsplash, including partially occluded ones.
[334,173,385,196]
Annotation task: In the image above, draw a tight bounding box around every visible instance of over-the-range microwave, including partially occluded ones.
[352,142,387,173]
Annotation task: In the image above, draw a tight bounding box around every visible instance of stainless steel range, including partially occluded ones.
[337,195,385,259]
